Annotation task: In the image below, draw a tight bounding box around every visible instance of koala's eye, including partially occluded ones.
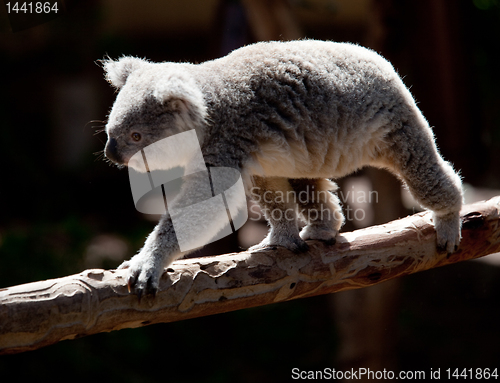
[131,132,142,142]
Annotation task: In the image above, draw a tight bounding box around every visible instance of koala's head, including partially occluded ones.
[102,56,207,171]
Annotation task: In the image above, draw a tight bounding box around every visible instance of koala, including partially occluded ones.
[102,40,463,298]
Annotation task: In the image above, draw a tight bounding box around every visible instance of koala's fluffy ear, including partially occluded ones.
[101,56,145,89]
[153,72,208,124]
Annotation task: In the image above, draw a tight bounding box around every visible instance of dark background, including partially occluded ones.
[1,0,500,381]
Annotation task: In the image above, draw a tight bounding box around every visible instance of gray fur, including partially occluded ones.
[102,40,463,297]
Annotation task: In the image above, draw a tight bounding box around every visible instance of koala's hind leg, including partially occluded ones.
[289,178,345,245]
[383,120,463,253]
[249,176,309,253]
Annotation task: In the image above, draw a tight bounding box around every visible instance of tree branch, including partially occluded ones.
[1,197,500,354]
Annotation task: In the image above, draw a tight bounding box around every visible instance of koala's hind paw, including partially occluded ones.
[300,225,338,245]
[434,211,461,254]
[249,233,309,253]
[118,252,164,300]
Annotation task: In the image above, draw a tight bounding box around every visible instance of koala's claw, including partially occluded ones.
[291,239,310,253]
[126,276,134,293]
[322,237,337,246]
[437,241,459,255]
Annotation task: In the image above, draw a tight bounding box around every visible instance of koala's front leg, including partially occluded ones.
[119,168,245,298]
[118,169,211,298]
[118,214,181,299]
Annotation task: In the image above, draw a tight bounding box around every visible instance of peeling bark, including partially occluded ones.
[1,197,500,354]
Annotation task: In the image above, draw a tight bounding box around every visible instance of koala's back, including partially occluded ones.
[196,40,427,178]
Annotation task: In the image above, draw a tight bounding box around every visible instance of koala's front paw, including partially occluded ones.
[434,211,461,254]
[118,250,164,300]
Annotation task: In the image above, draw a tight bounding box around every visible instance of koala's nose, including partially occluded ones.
[105,137,122,164]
